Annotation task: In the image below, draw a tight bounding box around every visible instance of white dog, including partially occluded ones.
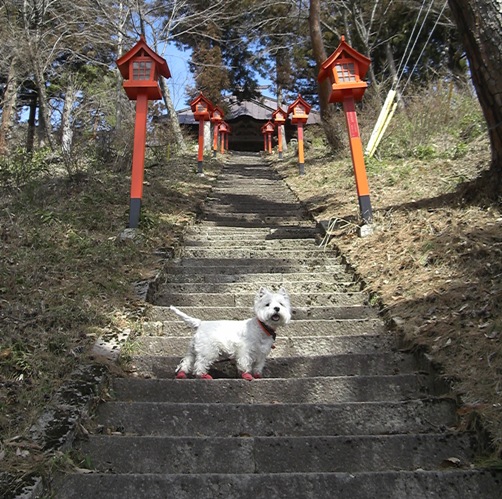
[171,287,291,380]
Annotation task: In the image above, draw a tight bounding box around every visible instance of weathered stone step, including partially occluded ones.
[154,292,367,308]
[203,208,307,218]
[147,305,377,321]
[143,318,385,340]
[132,351,417,378]
[110,375,427,404]
[132,352,418,379]
[211,186,296,193]
[200,219,315,228]
[179,248,335,260]
[182,237,319,248]
[97,399,457,437]
[78,433,475,474]
[137,334,391,359]
[167,256,343,268]
[54,470,502,499]
[159,271,356,287]
[153,276,358,289]
[202,214,309,224]
[185,226,318,239]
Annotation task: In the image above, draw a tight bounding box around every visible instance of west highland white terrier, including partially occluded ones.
[171,287,291,380]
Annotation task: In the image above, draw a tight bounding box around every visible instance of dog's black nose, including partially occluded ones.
[274,306,280,312]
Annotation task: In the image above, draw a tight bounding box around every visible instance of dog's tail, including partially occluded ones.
[169,305,202,329]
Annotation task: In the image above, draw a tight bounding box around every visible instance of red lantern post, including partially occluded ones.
[116,36,171,229]
[318,35,373,226]
[218,121,230,154]
[210,106,224,158]
[272,108,287,159]
[261,121,275,154]
[190,93,214,174]
[287,95,311,175]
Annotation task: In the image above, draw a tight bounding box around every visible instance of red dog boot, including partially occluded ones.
[199,373,213,380]
[241,372,254,381]
[176,370,187,379]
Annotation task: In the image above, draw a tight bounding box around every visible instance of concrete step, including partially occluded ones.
[181,246,328,263]
[201,214,312,224]
[144,314,384,336]
[179,248,337,260]
[203,201,305,211]
[200,219,315,228]
[134,333,394,360]
[146,305,377,321]
[152,278,359,290]
[130,352,419,379]
[166,259,344,272]
[184,226,318,239]
[182,238,319,248]
[96,399,457,437]
[158,272,357,288]
[110,375,428,404]
[54,470,502,499]
[78,433,476,474]
[154,292,368,307]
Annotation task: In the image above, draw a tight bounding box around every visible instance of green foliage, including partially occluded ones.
[0,150,221,474]
[0,147,53,188]
[374,83,486,161]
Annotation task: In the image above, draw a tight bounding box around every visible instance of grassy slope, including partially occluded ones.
[274,117,502,460]
[1,84,501,486]
[0,153,221,479]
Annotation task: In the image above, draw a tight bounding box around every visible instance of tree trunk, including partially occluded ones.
[159,76,187,153]
[26,95,37,153]
[448,0,502,199]
[0,57,18,155]
[60,81,77,175]
[31,56,55,151]
[308,0,343,152]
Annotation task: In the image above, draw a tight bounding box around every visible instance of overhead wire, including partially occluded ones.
[401,0,448,93]
[394,0,435,91]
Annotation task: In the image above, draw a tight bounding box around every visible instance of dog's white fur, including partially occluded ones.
[171,287,291,380]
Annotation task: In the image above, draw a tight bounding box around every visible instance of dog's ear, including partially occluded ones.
[278,287,289,299]
[256,287,269,300]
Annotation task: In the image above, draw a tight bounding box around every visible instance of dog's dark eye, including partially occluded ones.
[265,303,270,307]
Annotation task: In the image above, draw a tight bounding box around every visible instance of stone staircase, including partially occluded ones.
[56,154,501,498]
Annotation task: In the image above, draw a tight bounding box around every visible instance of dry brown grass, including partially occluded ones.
[0,151,222,479]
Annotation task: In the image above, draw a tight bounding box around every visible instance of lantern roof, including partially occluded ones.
[219,121,231,132]
[261,120,275,133]
[116,36,171,80]
[272,107,288,121]
[318,36,371,83]
[287,95,312,116]
[211,106,225,121]
[190,92,215,113]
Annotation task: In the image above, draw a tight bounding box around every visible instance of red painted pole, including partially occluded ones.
[267,133,272,154]
[277,125,283,159]
[129,92,148,228]
[197,118,204,174]
[297,123,305,175]
[213,124,219,157]
[343,95,372,223]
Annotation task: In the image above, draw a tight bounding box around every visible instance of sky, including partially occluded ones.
[162,44,275,111]
[162,44,194,111]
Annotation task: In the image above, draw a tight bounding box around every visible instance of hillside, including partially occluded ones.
[1,83,501,492]
[274,104,502,460]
